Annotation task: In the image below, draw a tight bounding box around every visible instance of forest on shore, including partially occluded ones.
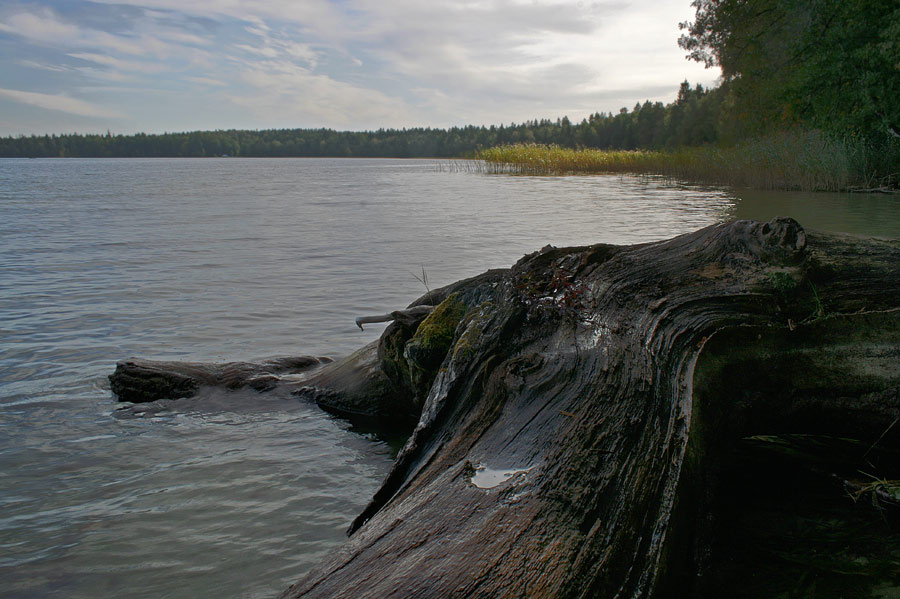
[0,81,721,159]
[2,0,897,190]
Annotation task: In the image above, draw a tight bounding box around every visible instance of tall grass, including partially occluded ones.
[477,130,899,192]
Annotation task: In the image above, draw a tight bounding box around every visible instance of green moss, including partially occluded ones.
[768,270,799,293]
[411,293,467,353]
[403,294,469,403]
[451,301,494,362]
[379,322,415,396]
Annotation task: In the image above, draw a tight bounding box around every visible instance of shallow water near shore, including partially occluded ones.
[0,158,896,598]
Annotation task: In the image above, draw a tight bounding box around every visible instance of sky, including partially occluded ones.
[0,0,720,136]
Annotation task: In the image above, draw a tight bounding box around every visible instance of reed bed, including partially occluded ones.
[438,160,486,173]
[477,131,898,192]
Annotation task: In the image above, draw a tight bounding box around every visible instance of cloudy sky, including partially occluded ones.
[0,0,719,136]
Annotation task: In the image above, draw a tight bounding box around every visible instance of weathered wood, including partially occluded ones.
[278,219,899,598]
[108,219,899,597]
[108,356,331,403]
[356,305,436,330]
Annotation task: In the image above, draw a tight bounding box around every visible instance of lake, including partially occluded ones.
[0,158,896,598]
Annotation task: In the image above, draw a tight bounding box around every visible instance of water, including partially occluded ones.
[729,188,900,239]
[0,158,895,598]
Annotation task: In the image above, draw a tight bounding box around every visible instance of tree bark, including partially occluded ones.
[108,219,900,597]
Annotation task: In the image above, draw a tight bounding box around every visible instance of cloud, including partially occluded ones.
[234,44,281,58]
[236,25,320,67]
[354,1,687,95]
[0,7,140,54]
[0,87,125,118]
[17,60,69,72]
[0,5,206,58]
[68,52,168,74]
[228,59,414,129]
[338,0,715,125]
[86,0,345,32]
[153,27,211,47]
[186,76,226,87]
[0,0,719,134]
[0,8,82,44]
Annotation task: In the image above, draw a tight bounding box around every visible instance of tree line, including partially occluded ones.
[0,82,724,158]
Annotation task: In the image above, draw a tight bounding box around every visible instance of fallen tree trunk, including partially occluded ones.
[109,355,332,402]
[109,219,900,597]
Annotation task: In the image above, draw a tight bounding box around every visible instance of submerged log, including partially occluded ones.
[109,219,899,597]
[109,356,332,403]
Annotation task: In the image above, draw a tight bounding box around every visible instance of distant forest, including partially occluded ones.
[0,82,722,158]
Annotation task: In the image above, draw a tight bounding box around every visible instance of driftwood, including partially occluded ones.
[109,356,332,402]
[356,305,436,330]
[109,219,900,597]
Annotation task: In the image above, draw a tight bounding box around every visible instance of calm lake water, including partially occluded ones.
[0,158,896,598]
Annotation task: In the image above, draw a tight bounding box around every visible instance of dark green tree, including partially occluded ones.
[679,0,900,141]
